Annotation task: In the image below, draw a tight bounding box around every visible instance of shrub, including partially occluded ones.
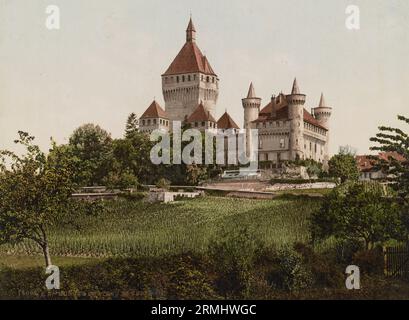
[156,178,171,190]
[294,243,344,288]
[259,246,313,292]
[208,224,261,298]
[352,248,384,275]
[167,254,219,300]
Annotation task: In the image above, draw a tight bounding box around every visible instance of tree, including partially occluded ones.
[110,133,159,185]
[0,132,101,267]
[328,152,360,184]
[68,124,113,186]
[370,115,409,200]
[186,164,207,186]
[125,113,139,138]
[310,181,404,250]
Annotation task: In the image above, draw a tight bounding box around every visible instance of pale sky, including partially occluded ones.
[0,0,408,155]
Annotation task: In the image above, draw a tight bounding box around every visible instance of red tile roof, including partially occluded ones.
[356,152,406,172]
[254,103,328,131]
[217,112,240,129]
[304,109,327,130]
[163,41,217,76]
[140,100,168,119]
[259,93,288,115]
[187,102,216,123]
[356,155,377,172]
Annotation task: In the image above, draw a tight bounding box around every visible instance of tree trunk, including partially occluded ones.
[42,242,52,268]
[39,226,52,267]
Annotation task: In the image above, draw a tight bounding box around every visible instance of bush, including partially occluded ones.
[156,178,171,190]
[294,243,344,288]
[352,248,384,275]
[257,246,313,292]
[326,239,364,266]
[208,224,261,298]
[167,254,219,300]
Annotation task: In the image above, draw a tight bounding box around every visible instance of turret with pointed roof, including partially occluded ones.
[242,82,261,129]
[313,92,332,129]
[286,78,306,160]
[186,17,196,42]
[162,18,219,125]
[139,100,170,134]
[186,101,217,131]
[242,82,262,158]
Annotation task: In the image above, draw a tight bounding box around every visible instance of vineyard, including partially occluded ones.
[0,197,320,259]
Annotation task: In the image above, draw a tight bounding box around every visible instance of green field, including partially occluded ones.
[0,196,320,260]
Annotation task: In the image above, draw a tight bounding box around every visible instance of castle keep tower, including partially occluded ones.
[242,83,261,157]
[162,18,219,125]
[286,78,306,160]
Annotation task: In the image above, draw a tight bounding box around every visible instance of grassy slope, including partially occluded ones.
[0,196,320,261]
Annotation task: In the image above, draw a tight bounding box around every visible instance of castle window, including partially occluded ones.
[201,121,205,127]
[188,75,191,81]
[148,119,151,125]
[212,77,215,83]
[315,144,317,153]
[194,75,197,80]
[182,75,185,82]
[142,120,145,126]
[195,122,198,127]
[280,139,285,149]
[153,119,157,125]
[177,76,179,83]
[310,142,312,150]
[206,76,210,82]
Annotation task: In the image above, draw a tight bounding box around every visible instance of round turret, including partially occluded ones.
[313,93,332,129]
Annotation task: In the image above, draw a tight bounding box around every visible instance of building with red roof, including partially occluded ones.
[138,18,333,166]
[242,79,332,165]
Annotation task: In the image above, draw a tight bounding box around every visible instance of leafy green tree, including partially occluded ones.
[186,164,207,185]
[0,132,101,267]
[370,115,409,200]
[68,124,113,186]
[310,181,404,250]
[110,133,158,185]
[328,150,360,183]
[125,113,139,138]
[103,166,138,191]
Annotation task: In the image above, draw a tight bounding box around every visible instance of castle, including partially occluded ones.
[139,18,332,165]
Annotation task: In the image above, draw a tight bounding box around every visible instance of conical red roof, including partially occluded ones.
[187,102,216,123]
[217,112,240,129]
[140,100,168,119]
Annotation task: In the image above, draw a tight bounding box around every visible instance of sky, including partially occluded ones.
[0,0,408,155]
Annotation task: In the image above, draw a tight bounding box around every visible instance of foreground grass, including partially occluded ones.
[0,196,320,259]
[0,255,98,270]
